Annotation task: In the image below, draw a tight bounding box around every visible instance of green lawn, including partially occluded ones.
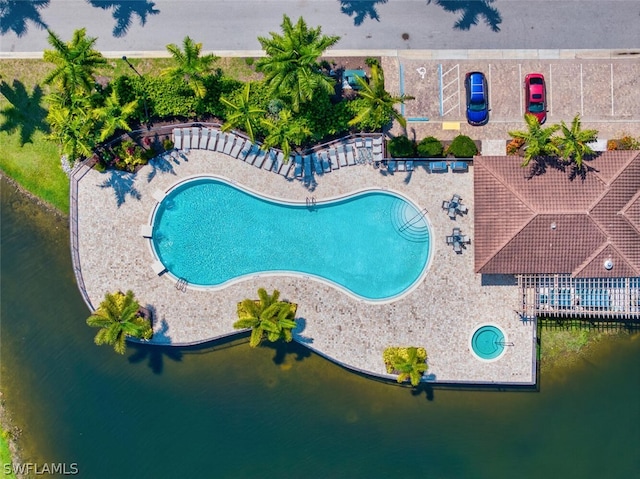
[0,427,16,479]
[0,56,260,215]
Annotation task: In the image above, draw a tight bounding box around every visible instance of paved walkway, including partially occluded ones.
[76,142,536,385]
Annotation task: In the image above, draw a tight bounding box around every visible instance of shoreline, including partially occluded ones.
[0,392,24,479]
[0,172,68,221]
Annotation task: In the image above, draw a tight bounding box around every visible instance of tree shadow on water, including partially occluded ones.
[427,0,502,32]
[267,339,312,366]
[127,318,183,374]
[0,0,49,37]
[0,80,49,145]
[87,0,160,38]
[98,169,141,207]
[339,0,388,26]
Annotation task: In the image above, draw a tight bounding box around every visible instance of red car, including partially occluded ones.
[524,73,547,124]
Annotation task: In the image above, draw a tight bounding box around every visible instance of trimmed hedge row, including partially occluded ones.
[387,134,478,158]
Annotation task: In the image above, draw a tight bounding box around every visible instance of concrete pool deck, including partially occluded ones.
[75,148,536,385]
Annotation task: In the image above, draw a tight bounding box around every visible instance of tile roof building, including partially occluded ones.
[473,151,640,318]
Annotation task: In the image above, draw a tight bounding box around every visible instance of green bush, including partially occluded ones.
[446,135,478,158]
[416,136,444,157]
[387,135,415,158]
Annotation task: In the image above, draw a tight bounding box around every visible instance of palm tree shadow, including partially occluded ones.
[411,376,436,401]
[87,0,160,38]
[0,0,49,37]
[339,0,388,26]
[526,155,566,179]
[427,0,502,32]
[127,318,183,374]
[0,80,49,144]
[266,340,312,366]
[98,169,141,207]
[146,150,188,182]
[568,154,599,181]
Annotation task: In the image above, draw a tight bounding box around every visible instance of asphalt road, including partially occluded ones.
[1,0,639,55]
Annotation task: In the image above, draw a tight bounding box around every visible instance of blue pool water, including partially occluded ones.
[151,177,431,300]
[471,325,506,360]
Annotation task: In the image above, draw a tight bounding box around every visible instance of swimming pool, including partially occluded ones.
[151,177,431,300]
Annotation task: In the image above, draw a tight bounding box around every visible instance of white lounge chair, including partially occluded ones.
[320,151,331,173]
[294,155,303,177]
[172,128,183,150]
[199,128,210,149]
[262,150,276,171]
[223,134,236,155]
[215,133,227,152]
[253,148,267,168]
[336,146,348,167]
[273,151,285,174]
[238,141,253,160]
[346,145,356,166]
[190,127,200,148]
[207,131,220,151]
[230,138,244,158]
[183,128,192,150]
[245,145,259,164]
[328,149,339,170]
[280,155,294,177]
[311,153,323,175]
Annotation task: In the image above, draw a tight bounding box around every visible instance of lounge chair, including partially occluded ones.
[406,160,414,171]
[336,145,348,167]
[230,138,245,158]
[183,129,192,150]
[238,140,253,160]
[311,153,323,175]
[329,149,340,170]
[199,128,210,149]
[172,128,183,150]
[207,131,220,151]
[280,155,294,177]
[387,160,397,172]
[320,151,331,173]
[253,148,267,168]
[294,155,303,177]
[244,145,259,165]
[429,161,448,173]
[272,151,285,174]
[262,149,276,171]
[346,145,356,166]
[303,155,312,177]
[190,127,201,148]
[215,133,226,152]
[223,134,236,155]
[397,161,406,172]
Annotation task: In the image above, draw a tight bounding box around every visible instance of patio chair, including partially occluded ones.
[442,200,450,210]
[453,242,462,254]
[460,235,470,244]
[446,236,455,245]
[458,204,468,214]
[452,194,461,203]
[453,227,461,236]
[448,208,457,219]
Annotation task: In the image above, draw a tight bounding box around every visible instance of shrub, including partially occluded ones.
[244,57,255,66]
[606,139,618,151]
[507,137,525,155]
[446,135,478,158]
[387,135,415,158]
[112,139,149,172]
[162,138,174,151]
[416,136,444,158]
[617,135,640,150]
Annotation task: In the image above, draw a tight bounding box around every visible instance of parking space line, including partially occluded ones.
[549,64,553,116]
[610,63,615,116]
[519,64,523,117]
[488,63,492,111]
[580,64,584,116]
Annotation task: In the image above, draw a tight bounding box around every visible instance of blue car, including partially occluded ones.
[464,72,489,126]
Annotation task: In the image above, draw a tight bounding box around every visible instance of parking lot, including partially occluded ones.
[384,56,640,141]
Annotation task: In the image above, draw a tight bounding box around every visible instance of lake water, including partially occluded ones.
[1,176,639,478]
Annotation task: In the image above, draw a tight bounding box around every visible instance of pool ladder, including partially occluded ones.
[175,277,188,292]
[306,196,316,208]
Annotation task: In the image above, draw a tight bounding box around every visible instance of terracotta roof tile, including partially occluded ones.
[474,151,640,277]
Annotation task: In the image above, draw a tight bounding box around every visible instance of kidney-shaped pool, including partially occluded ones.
[151,177,432,301]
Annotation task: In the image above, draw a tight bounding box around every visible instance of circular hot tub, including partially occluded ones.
[470,324,507,361]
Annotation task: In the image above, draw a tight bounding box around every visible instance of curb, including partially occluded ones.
[2,49,640,61]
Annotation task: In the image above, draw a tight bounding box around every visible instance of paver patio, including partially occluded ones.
[75,148,536,385]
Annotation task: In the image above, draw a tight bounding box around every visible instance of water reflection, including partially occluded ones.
[1,176,639,478]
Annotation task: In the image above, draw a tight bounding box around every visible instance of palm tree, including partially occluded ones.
[86,290,152,355]
[43,28,107,96]
[508,113,560,167]
[233,288,298,348]
[93,89,139,142]
[555,114,598,169]
[384,346,428,387]
[261,108,312,158]
[162,36,218,99]
[46,94,96,161]
[349,59,414,130]
[256,15,340,112]
[220,83,266,142]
